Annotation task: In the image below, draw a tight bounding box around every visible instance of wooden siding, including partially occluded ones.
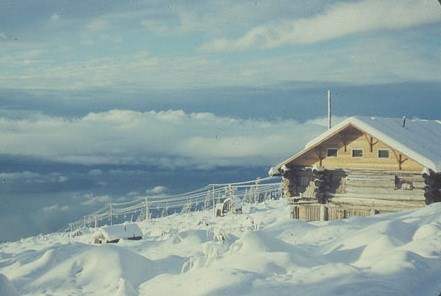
[287,125,424,172]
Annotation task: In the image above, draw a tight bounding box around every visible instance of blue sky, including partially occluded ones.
[0,0,440,241]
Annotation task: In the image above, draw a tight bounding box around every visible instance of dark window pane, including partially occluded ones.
[352,149,363,157]
[327,148,338,157]
[378,149,389,158]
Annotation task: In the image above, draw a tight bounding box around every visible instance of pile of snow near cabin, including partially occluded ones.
[1,200,441,296]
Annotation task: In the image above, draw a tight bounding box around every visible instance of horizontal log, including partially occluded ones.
[331,193,425,202]
[344,181,395,189]
[330,196,425,210]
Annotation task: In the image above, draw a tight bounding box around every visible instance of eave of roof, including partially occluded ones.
[273,118,353,171]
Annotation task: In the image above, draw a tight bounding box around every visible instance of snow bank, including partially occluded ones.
[0,273,19,296]
[1,201,441,296]
[1,243,158,295]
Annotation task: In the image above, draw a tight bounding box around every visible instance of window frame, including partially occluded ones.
[351,148,364,158]
[326,148,338,157]
[378,149,390,158]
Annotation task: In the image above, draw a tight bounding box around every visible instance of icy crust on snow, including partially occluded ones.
[1,201,441,296]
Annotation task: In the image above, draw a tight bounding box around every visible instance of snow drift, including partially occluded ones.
[1,200,441,295]
[0,273,19,296]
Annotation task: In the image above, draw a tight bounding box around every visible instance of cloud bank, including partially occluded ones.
[0,109,336,169]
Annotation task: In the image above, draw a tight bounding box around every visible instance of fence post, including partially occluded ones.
[109,203,113,225]
[212,184,216,217]
[320,205,328,221]
[145,197,149,221]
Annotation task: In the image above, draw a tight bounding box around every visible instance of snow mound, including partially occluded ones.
[1,200,441,296]
[0,274,19,296]
[231,230,270,253]
[4,243,158,295]
[413,222,441,240]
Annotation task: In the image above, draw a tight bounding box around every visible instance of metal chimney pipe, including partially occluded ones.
[328,89,332,129]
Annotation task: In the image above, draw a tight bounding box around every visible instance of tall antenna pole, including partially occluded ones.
[327,89,332,130]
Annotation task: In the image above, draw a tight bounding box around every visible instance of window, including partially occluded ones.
[378,149,389,158]
[326,148,338,157]
[352,149,363,157]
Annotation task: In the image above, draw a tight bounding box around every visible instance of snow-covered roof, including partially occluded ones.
[273,116,441,173]
[96,223,143,241]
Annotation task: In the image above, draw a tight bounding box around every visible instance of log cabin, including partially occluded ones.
[269,116,441,218]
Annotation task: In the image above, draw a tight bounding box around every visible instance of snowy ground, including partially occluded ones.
[1,200,441,296]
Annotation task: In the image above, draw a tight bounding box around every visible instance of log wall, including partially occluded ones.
[283,169,425,212]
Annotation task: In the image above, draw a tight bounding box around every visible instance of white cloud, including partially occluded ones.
[209,38,441,85]
[58,176,68,183]
[141,19,173,35]
[88,169,103,176]
[201,0,441,51]
[0,171,68,184]
[83,19,109,35]
[0,50,227,90]
[0,1,438,91]
[139,1,328,37]
[145,186,168,195]
[0,110,334,168]
[1,32,438,91]
[81,194,112,206]
[43,204,69,212]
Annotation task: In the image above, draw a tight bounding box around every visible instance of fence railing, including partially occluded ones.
[64,176,282,234]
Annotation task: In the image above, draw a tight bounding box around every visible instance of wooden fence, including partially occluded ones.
[63,177,283,234]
